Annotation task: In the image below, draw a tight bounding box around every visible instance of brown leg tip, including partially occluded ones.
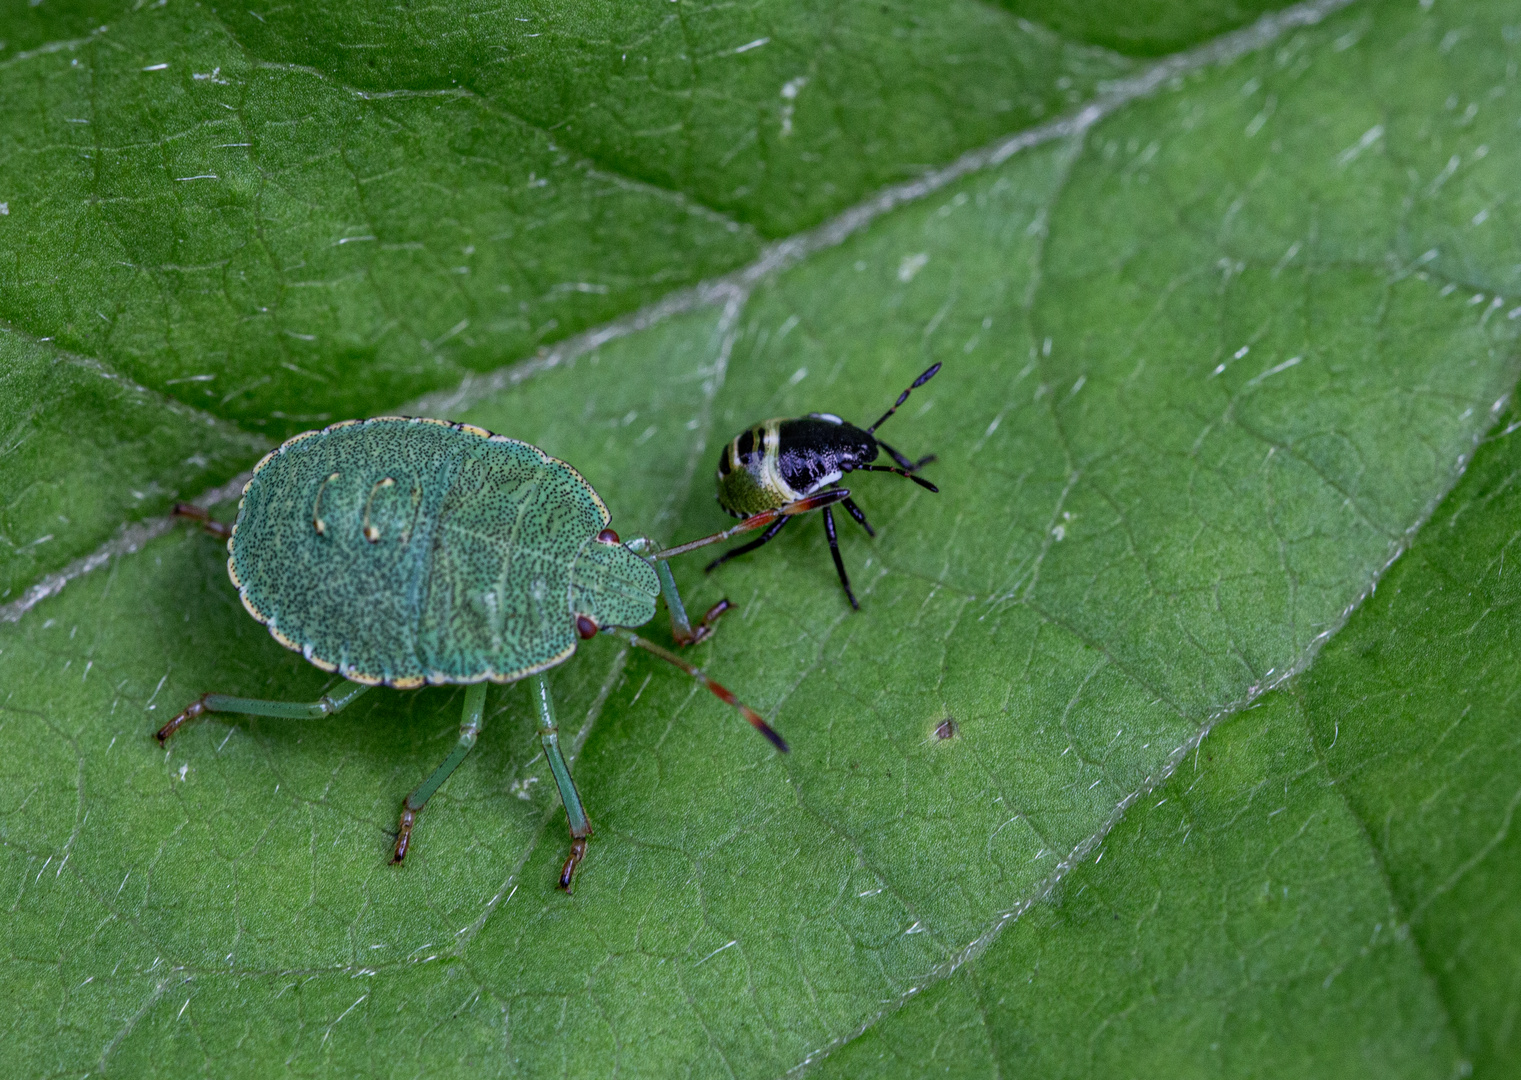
[391,809,415,864]
[702,599,733,625]
[679,599,735,648]
[155,697,206,744]
[173,503,233,539]
[558,836,588,891]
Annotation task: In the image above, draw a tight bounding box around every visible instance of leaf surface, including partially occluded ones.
[0,0,1129,592]
[2,0,1519,1076]
[812,407,1521,1078]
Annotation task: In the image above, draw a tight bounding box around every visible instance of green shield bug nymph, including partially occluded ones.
[704,362,942,609]
[157,416,840,889]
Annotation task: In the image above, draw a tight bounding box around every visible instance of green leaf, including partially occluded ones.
[810,407,1521,1080]
[3,0,1519,1076]
[0,0,1131,593]
[0,329,268,599]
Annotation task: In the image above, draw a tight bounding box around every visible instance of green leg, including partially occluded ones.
[653,554,732,647]
[155,680,374,743]
[392,681,488,864]
[532,673,595,890]
[629,537,713,644]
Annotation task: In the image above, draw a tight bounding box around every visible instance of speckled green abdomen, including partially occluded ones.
[229,416,656,688]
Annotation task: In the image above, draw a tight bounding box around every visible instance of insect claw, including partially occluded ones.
[559,836,588,891]
[680,598,734,646]
[156,696,207,744]
[702,599,733,624]
[391,808,415,864]
[857,464,939,492]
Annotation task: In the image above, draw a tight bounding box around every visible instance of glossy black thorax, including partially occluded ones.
[776,415,878,496]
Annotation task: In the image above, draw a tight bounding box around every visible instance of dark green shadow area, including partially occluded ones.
[998,0,1303,57]
[209,0,1132,238]
[0,0,122,56]
[1301,406,1521,1075]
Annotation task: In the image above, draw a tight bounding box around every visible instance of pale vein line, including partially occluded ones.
[93,975,189,1073]
[1410,780,1521,922]
[1,321,265,433]
[0,322,270,624]
[785,396,1514,1078]
[400,0,1357,420]
[0,471,252,624]
[1,0,1356,630]
[0,26,109,71]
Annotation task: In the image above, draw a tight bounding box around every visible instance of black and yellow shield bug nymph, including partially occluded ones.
[708,362,942,608]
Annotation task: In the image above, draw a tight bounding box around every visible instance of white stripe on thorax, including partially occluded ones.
[759,421,803,502]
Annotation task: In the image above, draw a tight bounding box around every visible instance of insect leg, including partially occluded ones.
[605,627,788,754]
[392,681,488,865]
[855,464,940,493]
[653,558,733,646]
[524,674,594,890]
[840,496,875,538]
[704,516,788,572]
[654,558,698,642]
[866,362,942,434]
[873,438,936,474]
[155,680,374,743]
[648,488,850,561]
[171,502,233,540]
[823,506,860,610]
[695,600,734,635]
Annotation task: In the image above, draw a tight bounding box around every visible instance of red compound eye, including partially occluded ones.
[596,528,620,545]
[576,615,599,639]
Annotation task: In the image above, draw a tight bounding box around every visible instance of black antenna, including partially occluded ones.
[867,363,941,434]
[854,464,939,493]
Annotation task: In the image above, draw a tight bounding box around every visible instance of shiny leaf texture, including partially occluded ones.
[2,0,1519,1076]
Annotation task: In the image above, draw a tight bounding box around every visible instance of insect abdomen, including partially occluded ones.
[715,421,788,518]
[231,418,607,687]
